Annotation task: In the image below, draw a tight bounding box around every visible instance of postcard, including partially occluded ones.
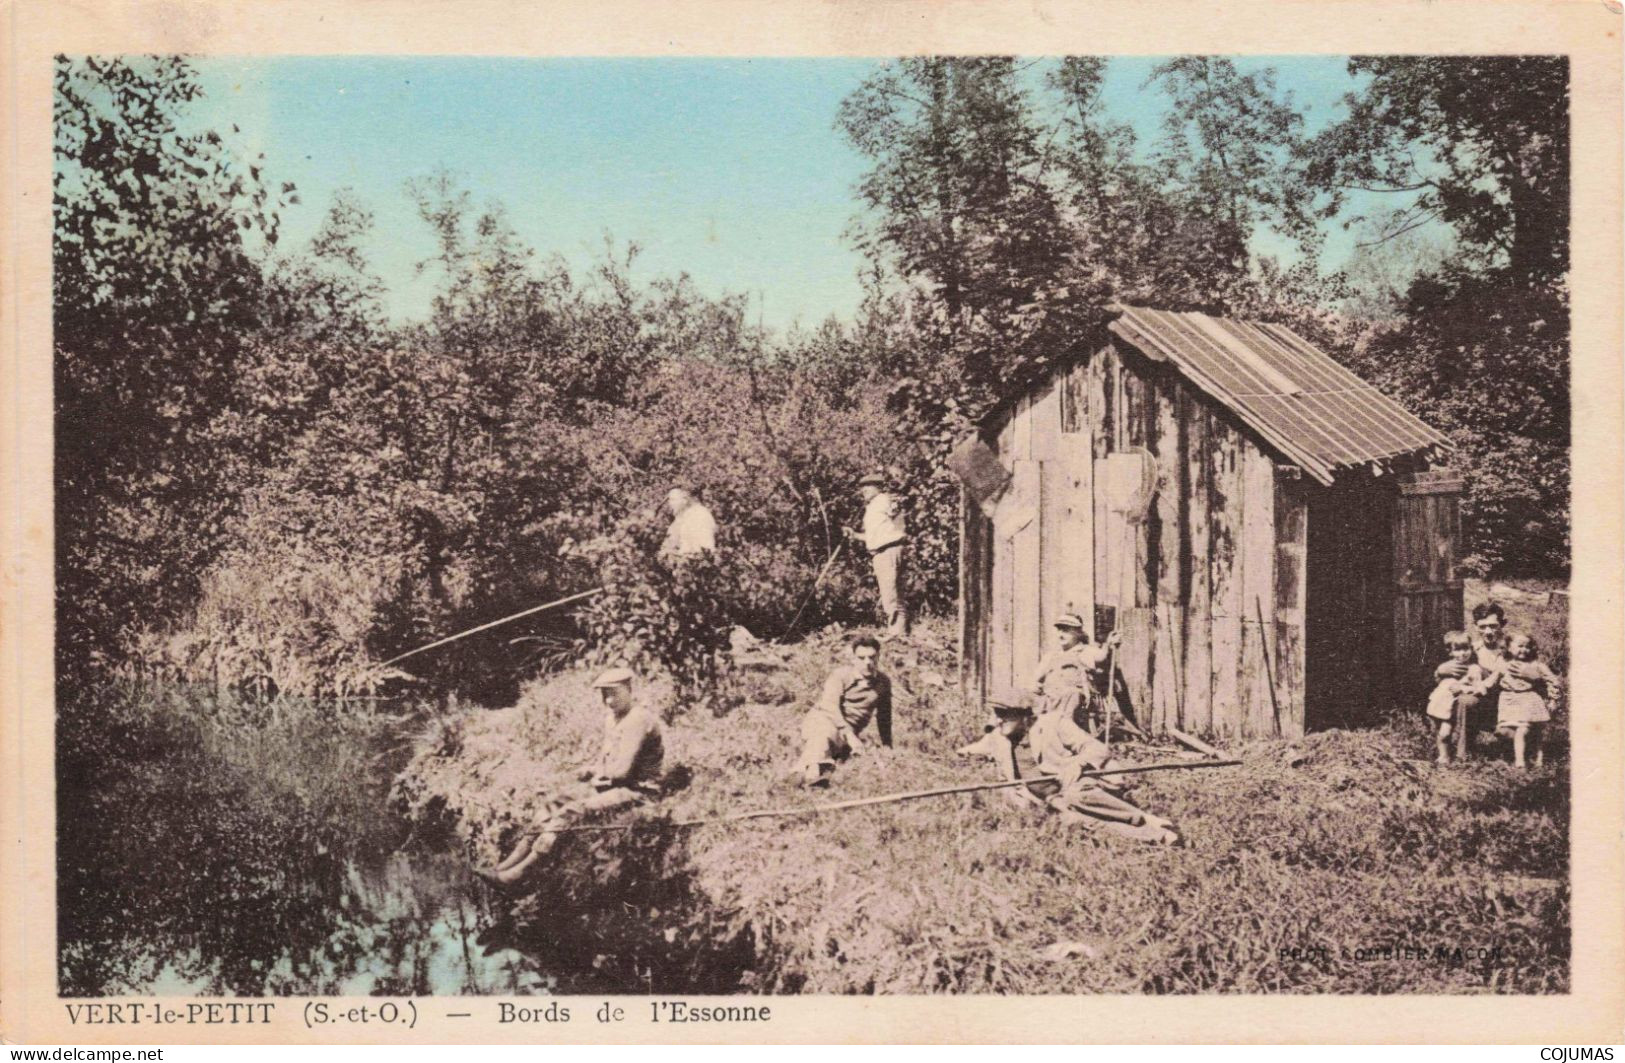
[3,0,1621,1045]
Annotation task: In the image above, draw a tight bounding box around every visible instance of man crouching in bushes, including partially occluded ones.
[797,635,893,787]
[959,688,1178,845]
[484,667,666,885]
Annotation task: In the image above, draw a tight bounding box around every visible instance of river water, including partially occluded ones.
[57,686,549,996]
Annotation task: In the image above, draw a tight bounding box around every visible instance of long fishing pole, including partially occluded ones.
[382,587,605,667]
[780,541,845,640]
[555,758,1241,833]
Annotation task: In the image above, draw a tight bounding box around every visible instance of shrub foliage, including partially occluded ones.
[54,55,1571,701]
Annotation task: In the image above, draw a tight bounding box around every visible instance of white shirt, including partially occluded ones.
[662,503,717,556]
[862,492,907,551]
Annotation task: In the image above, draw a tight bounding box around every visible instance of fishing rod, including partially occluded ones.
[554,758,1242,833]
[780,541,846,640]
[381,587,605,667]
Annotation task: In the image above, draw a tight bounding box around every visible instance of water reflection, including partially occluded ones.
[57,686,546,996]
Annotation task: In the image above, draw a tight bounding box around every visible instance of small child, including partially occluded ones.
[1495,632,1561,769]
[1427,630,1494,764]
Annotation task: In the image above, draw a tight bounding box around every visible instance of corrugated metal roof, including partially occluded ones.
[1108,305,1451,486]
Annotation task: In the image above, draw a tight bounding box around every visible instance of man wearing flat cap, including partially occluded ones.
[847,471,909,640]
[1032,613,1120,730]
[486,667,666,884]
[960,686,1178,845]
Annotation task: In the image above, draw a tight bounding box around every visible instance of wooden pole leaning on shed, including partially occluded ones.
[553,758,1243,834]
[1101,640,1118,748]
[1254,595,1283,735]
[381,587,606,667]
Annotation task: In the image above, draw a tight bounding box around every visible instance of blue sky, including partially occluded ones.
[189,56,1399,332]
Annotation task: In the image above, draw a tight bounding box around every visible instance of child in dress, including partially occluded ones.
[1427,630,1495,764]
[1496,632,1561,769]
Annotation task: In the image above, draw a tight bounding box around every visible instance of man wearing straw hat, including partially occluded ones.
[848,471,909,640]
[962,688,1178,845]
[1032,612,1120,729]
[485,666,666,884]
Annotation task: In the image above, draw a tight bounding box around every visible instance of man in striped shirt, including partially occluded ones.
[797,635,893,787]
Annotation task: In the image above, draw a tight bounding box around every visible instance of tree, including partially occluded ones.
[53,55,291,677]
[838,57,1104,394]
[1149,57,1316,261]
[1306,56,1569,286]
[1339,211,1453,322]
[1312,57,1572,574]
[1048,57,1266,313]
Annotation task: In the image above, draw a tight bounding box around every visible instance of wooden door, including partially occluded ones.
[1393,469,1465,700]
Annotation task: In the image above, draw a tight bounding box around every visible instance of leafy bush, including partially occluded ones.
[568,356,901,629]
[573,516,735,709]
[131,554,405,699]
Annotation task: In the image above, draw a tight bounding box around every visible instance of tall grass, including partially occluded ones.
[398,587,1571,994]
[57,682,417,995]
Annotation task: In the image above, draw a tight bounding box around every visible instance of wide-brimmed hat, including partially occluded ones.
[987,687,1035,717]
[856,471,887,488]
[592,666,635,689]
[1053,613,1087,631]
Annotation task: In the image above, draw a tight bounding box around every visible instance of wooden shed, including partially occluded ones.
[958,305,1463,740]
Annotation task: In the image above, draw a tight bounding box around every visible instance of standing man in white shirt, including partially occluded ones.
[660,486,717,558]
[848,471,909,640]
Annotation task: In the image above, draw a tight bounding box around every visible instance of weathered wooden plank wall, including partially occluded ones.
[1030,381,1065,638]
[966,339,1338,739]
[1181,390,1213,735]
[1088,350,1115,621]
[1150,376,1183,732]
[1115,355,1155,722]
[1056,369,1094,626]
[1011,459,1043,689]
[958,488,993,703]
[1273,473,1309,737]
[1240,446,1279,736]
[1207,415,1246,738]
[989,405,1019,694]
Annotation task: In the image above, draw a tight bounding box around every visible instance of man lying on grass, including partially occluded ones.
[958,688,1178,845]
[796,635,893,788]
[482,666,666,885]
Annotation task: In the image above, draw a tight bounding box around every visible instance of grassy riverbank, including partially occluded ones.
[394,581,1570,994]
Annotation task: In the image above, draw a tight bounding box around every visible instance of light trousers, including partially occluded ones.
[871,544,908,637]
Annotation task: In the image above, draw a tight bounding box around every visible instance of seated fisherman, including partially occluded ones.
[485,667,665,885]
[959,687,1177,845]
[1032,613,1120,730]
[796,635,893,787]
